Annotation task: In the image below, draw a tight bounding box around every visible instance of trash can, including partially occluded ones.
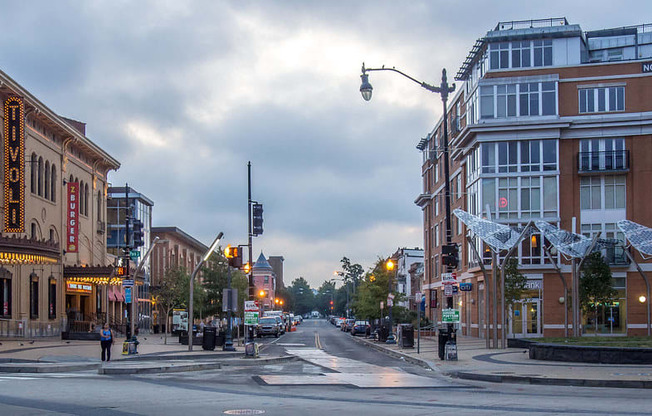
[399,324,414,348]
[437,326,449,360]
[215,331,225,347]
[377,325,389,342]
[202,327,217,351]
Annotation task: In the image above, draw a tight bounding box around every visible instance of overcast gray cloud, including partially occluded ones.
[1,0,650,287]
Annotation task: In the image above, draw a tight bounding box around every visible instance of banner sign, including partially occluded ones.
[67,182,79,252]
[222,289,238,312]
[125,287,132,304]
[4,97,25,233]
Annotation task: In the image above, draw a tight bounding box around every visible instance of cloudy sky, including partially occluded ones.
[1,1,649,288]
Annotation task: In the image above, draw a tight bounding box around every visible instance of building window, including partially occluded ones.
[512,41,531,68]
[48,277,56,319]
[0,269,11,318]
[31,222,37,240]
[264,276,269,284]
[44,161,50,200]
[456,175,462,200]
[580,176,625,210]
[489,42,510,69]
[30,152,37,194]
[50,164,57,202]
[97,191,102,221]
[84,183,89,216]
[579,138,627,171]
[533,40,553,67]
[481,82,557,119]
[579,86,625,113]
[30,274,39,319]
[434,224,439,247]
[37,157,43,197]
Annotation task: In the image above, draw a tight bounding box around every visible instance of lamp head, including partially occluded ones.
[360,72,373,101]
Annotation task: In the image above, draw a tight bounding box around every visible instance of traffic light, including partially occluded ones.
[252,203,263,236]
[243,262,251,273]
[258,289,268,298]
[132,219,144,248]
[442,243,459,268]
[224,245,243,268]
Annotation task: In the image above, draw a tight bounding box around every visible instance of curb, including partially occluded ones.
[98,355,297,375]
[450,371,652,389]
[349,335,437,371]
[0,363,100,373]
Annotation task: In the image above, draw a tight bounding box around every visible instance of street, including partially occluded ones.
[0,320,651,415]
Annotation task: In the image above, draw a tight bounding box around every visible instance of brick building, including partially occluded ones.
[416,18,652,339]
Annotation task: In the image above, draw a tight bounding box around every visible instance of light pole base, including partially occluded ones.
[386,335,396,344]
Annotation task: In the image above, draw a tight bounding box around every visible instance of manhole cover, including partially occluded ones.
[224,410,265,415]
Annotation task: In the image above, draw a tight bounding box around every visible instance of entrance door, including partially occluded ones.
[510,298,541,338]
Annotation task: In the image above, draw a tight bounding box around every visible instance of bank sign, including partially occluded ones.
[4,97,25,233]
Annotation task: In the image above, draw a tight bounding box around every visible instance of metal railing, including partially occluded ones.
[578,150,629,172]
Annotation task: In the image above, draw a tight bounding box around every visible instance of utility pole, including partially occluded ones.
[124,184,132,340]
[247,162,254,344]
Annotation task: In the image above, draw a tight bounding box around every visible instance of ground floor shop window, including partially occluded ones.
[582,278,626,335]
[0,271,11,318]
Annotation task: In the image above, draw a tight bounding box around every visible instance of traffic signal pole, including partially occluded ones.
[125,184,132,340]
[247,162,254,344]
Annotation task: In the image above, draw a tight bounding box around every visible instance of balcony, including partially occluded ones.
[578,150,629,174]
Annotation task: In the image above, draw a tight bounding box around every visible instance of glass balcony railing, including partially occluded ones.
[578,150,629,173]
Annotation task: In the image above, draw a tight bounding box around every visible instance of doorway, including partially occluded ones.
[510,298,541,338]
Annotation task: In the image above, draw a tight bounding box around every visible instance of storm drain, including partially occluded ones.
[223,410,265,415]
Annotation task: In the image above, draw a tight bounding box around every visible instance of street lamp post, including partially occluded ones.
[360,63,456,351]
[385,259,396,344]
[188,232,223,351]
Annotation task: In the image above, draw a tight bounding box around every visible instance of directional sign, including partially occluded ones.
[122,279,134,287]
[129,250,141,261]
[244,311,259,325]
[442,308,460,323]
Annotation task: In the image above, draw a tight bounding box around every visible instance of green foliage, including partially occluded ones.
[503,258,527,305]
[351,257,392,320]
[580,252,616,331]
[289,277,315,315]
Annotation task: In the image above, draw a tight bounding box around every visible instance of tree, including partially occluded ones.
[151,266,186,344]
[351,258,392,321]
[316,281,336,316]
[289,277,314,315]
[580,251,616,334]
[503,258,527,306]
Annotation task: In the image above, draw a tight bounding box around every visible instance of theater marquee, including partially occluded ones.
[3,97,25,233]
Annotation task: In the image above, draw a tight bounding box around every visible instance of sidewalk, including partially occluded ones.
[351,334,652,389]
[0,334,291,374]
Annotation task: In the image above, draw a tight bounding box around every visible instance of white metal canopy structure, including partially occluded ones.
[618,220,652,258]
[534,221,593,260]
[617,220,651,335]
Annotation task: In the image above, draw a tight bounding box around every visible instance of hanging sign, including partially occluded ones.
[66,282,92,294]
[4,97,25,233]
[67,182,79,252]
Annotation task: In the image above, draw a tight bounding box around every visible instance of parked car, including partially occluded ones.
[335,317,346,328]
[350,320,370,336]
[341,318,355,332]
[256,317,280,338]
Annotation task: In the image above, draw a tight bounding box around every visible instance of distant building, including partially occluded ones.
[389,248,424,310]
[268,256,285,290]
[106,186,154,332]
[252,252,276,310]
[150,227,209,332]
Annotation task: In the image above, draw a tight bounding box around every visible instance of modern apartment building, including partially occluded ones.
[416,18,652,338]
[107,186,154,332]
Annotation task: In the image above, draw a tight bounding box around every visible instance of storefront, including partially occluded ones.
[63,266,113,333]
[508,279,543,338]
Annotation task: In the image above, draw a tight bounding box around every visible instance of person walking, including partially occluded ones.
[100,323,114,362]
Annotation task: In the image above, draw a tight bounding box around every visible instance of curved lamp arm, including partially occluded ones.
[360,62,455,101]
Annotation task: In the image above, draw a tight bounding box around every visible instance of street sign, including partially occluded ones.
[122,279,134,287]
[244,311,259,325]
[444,284,453,296]
[387,299,393,307]
[442,272,458,284]
[415,292,422,303]
[442,308,460,323]
[125,287,132,304]
[129,250,141,260]
[244,300,259,311]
